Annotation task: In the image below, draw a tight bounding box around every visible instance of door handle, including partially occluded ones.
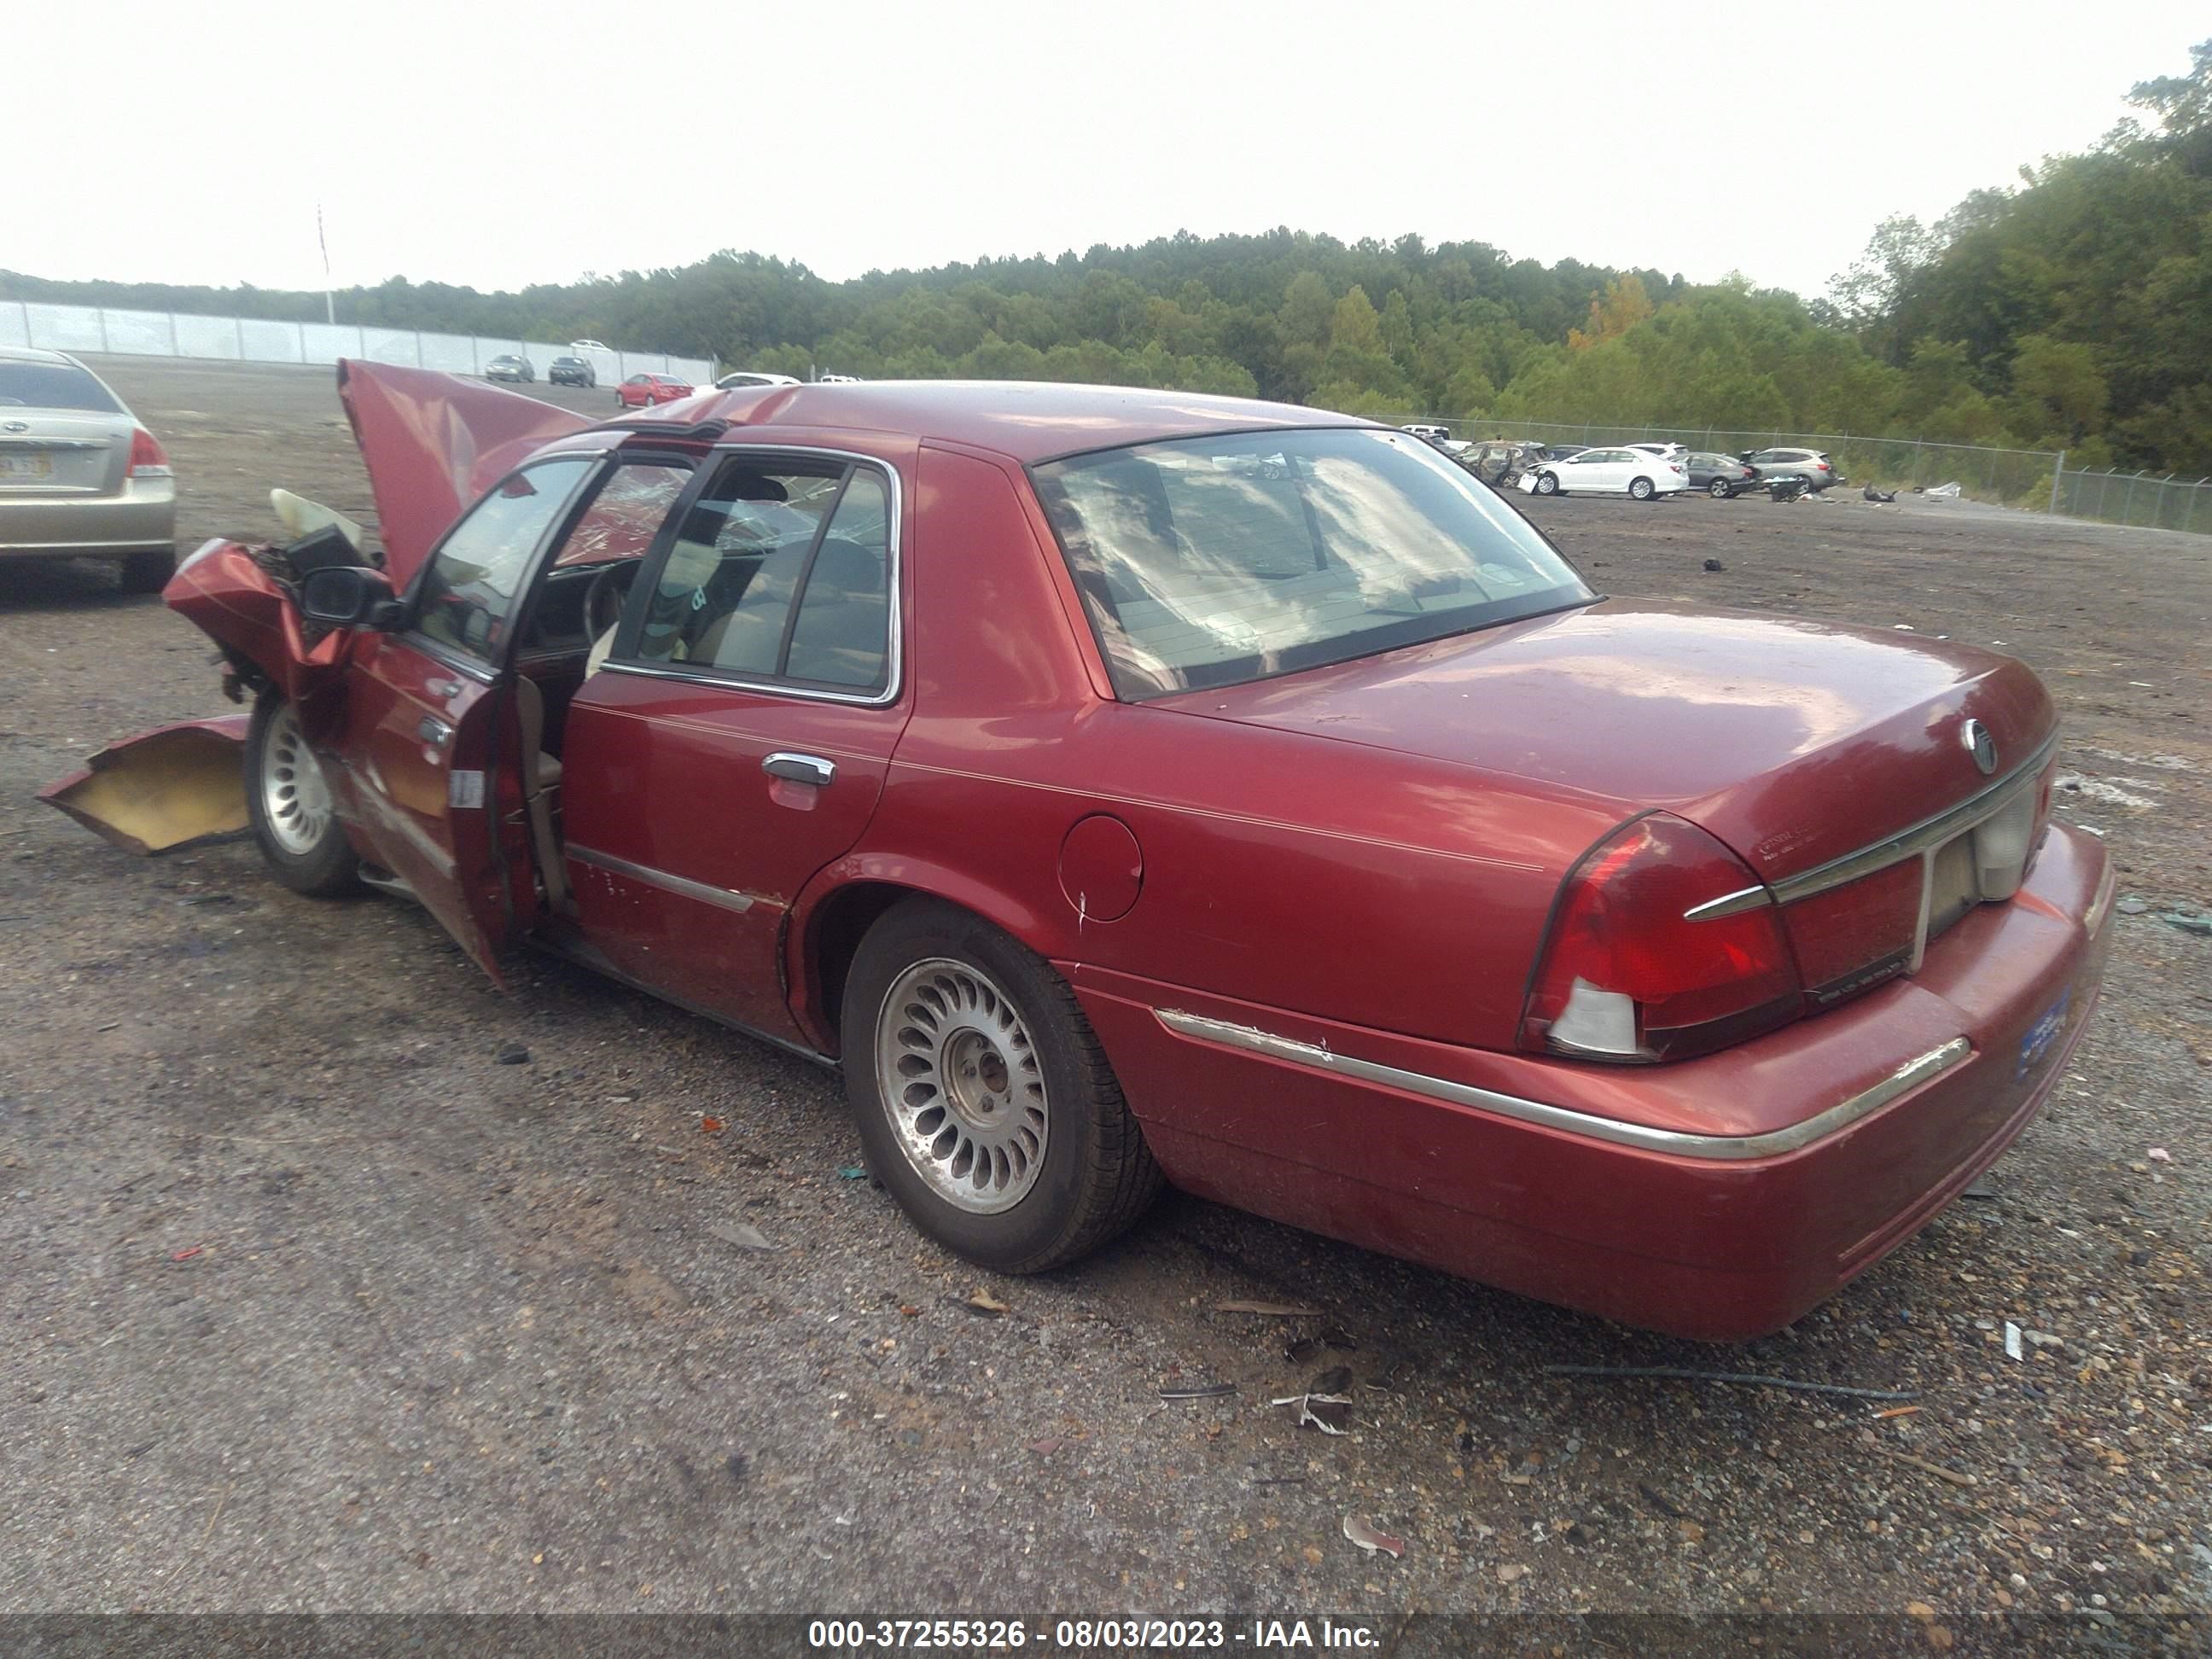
[416,713,455,748]
[762,752,835,788]
[423,677,463,699]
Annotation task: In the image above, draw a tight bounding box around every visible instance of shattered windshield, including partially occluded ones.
[1031,428,1592,698]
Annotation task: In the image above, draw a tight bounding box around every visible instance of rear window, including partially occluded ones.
[1032,428,1592,699]
[0,361,123,414]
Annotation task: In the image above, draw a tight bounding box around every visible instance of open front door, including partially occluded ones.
[334,637,514,981]
[327,453,603,982]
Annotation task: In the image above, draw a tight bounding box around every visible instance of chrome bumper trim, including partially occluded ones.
[2082,858,2118,936]
[1155,1008,1973,1162]
[567,842,755,913]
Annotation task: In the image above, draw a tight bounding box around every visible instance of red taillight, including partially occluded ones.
[1780,859,1920,1006]
[129,427,172,479]
[1521,813,1802,1063]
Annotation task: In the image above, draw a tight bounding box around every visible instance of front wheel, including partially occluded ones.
[842,898,1162,1273]
[1628,476,1656,501]
[1534,471,1559,496]
[245,691,362,897]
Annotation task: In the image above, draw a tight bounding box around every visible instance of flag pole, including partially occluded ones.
[318,203,334,325]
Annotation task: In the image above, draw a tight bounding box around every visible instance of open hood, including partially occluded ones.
[337,360,591,587]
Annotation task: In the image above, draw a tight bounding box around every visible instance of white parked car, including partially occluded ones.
[1625,441,1687,462]
[713,370,803,390]
[1526,445,1688,500]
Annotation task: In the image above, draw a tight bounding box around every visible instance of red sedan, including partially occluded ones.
[614,370,694,410]
[49,366,2112,1340]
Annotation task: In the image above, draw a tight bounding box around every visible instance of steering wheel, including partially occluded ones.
[583,559,639,644]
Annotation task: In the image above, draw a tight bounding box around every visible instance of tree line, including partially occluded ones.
[6,38,2203,474]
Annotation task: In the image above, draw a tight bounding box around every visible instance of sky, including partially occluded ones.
[12,1,2207,306]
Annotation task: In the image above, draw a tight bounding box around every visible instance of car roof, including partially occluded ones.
[0,344,77,366]
[689,379,1369,463]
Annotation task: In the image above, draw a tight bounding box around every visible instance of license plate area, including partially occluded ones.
[0,451,56,481]
[2016,989,2071,1082]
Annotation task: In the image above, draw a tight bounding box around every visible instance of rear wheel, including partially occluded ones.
[843,898,1161,1273]
[1708,477,1734,498]
[246,691,362,897]
[1534,471,1560,496]
[119,548,175,594]
[1628,476,1656,501]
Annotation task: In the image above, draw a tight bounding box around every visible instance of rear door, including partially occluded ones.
[331,454,600,979]
[561,444,910,1044]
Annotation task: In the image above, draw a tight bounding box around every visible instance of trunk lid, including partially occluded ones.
[1150,600,2056,886]
[0,411,130,495]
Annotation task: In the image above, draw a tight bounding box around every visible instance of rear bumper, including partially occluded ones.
[1074,826,2112,1341]
[0,480,176,556]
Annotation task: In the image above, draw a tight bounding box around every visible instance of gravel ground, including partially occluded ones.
[0,360,2205,1632]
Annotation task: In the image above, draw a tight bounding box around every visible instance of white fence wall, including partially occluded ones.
[0,300,713,389]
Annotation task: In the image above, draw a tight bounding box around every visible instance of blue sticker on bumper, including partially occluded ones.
[2017,990,2071,1083]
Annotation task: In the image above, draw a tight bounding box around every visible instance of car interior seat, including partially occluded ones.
[511,675,568,910]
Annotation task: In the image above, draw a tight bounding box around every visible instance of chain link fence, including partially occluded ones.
[2052,468,2212,534]
[1393,414,2063,506]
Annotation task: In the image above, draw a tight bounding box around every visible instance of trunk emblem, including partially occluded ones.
[2,422,26,434]
[1961,719,1999,776]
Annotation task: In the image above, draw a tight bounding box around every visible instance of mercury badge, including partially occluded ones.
[1961,719,1999,776]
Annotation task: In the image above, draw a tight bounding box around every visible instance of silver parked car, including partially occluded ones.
[0,346,178,591]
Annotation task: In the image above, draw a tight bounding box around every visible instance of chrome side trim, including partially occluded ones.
[1767,731,2058,906]
[567,842,756,913]
[1684,884,1772,922]
[1154,1008,1972,1162]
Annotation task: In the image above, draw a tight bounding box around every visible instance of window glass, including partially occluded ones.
[631,457,851,678]
[0,361,123,413]
[784,469,892,690]
[1033,428,1592,700]
[414,457,593,661]
[553,462,690,568]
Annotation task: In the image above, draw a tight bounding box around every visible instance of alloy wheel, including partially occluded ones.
[874,957,1048,1214]
[259,701,335,855]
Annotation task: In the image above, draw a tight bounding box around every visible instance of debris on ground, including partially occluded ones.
[1924,481,1962,499]
[1863,485,1899,503]
[1157,1382,1237,1401]
[2004,1321,2024,1361]
[1285,1327,1359,1363]
[1960,1179,1998,1200]
[835,1166,867,1180]
[1496,1563,1530,1585]
[1214,1300,1319,1317]
[962,1289,1010,1317]
[706,1220,776,1252]
[1027,1437,1066,1456]
[494,1041,530,1064]
[2117,896,2150,915]
[2157,908,2212,936]
[700,1116,725,1135]
[1637,1481,1691,1518]
[1542,1365,1918,1401]
[1702,558,1725,572]
[170,1246,203,1262]
[1886,1451,1978,1488]
[1271,1385,1353,1435]
[1342,1514,1406,1557]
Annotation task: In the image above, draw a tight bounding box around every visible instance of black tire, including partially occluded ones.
[119,548,176,594]
[842,897,1162,1273]
[244,690,363,897]
[1708,477,1734,498]
[1628,476,1656,501]
[1534,471,1559,496]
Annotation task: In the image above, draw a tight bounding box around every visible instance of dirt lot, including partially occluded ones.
[2,359,2207,1633]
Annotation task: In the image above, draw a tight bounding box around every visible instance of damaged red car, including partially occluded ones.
[48,365,2114,1340]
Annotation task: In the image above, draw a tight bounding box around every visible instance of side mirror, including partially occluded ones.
[300,564,399,630]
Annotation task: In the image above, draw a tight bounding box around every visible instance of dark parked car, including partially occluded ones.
[1534,444,1590,463]
[1743,446,1840,492]
[549,355,596,388]
[484,354,535,384]
[45,367,2110,1342]
[1687,451,1759,498]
